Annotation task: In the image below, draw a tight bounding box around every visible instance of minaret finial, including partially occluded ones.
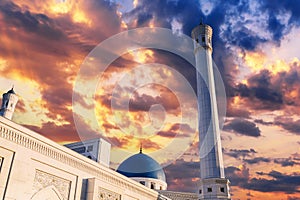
[139,143,143,153]
[200,18,203,25]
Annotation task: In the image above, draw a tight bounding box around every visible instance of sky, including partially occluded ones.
[0,0,300,199]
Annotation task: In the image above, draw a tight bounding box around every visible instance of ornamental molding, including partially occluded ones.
[98,187,121,200]
[158,190,199,200]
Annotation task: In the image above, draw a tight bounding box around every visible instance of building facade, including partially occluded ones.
[0,116,163,200]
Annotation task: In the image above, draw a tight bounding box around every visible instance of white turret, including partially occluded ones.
[0,87,18,120]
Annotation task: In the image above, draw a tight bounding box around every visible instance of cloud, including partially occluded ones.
[140,138,161,150]
[226,106,251,119]
[232,61,300,112]
[253,119,273,126]
[157,123,194,138]
[223,148,257,159]
[23,122,79,143]
[22,112,100,143]
[246,170,300,194]
[234,70,284,111]
[226,165,300,194]
[243,157,271,164]
[288,196,300,200]
[274,116,300,135]
[106,135,132,148]
[274,158,300,167]
[164,159,200,193]
[225,164,250,187]
[223,118,261,137]
[129,92,179,112]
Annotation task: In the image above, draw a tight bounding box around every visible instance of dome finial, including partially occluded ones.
[139,143,143,153]
[200,18,203,25]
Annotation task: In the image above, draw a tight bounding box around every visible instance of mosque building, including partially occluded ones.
[0,22,230,200]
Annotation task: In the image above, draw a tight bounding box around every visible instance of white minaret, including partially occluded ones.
[0,87,18,120]
[192,22,230,199]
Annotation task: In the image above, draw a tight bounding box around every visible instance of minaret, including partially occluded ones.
[0,87,18,120]
[192,22,230,199]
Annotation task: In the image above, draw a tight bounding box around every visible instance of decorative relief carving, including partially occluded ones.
[32,170,71,200]
[158,191,199,200]
[98,187,121,200]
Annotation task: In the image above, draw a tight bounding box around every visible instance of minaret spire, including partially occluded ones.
[0,86,18,120]
[192,23,231,199]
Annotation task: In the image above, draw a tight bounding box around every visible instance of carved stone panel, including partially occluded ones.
[32,170,71,200]
[98,187,121,200]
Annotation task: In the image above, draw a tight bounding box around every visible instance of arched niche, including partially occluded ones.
[31,185,63,200]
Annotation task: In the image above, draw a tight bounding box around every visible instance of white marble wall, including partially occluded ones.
[0,116,159,200]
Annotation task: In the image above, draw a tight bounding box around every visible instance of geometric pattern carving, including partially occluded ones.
[158,190,199,200]
[98,187,121,200]
[32,170,71,200]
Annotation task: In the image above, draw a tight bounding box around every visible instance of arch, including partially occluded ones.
[31,185,63,200]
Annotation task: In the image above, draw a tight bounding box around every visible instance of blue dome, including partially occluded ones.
[116,152,166,182]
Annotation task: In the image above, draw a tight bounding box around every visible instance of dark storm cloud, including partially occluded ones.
[22,113,102,143]
[288,196,300,200]
[226,165,300,194]
[234,70,283,110]
[157,123,194,138]
[124,0,300,108]
[0,0,126,129]
[140,138,161,150]
[106,135,132,148]
[125,0,201,32]
[245,170,300,194]
[157,130,188,138]
[164,159,199,193]
[274,158,300,167]
[0,1,65,41]
[248,70,283,103]
[129,93,179,112]
[225,149,299,167]
[254,119,273,126]
[23,121,79,142]
[261,0,300,29]
[233,64,300,112]
[274,116,300,135]
[243,157,271,164]
[226,107,251,118]
[223,148,257,159]
[169,123,195,133]
[217,0,300,49]
[223,118,261,137]
[225,165,249,187]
